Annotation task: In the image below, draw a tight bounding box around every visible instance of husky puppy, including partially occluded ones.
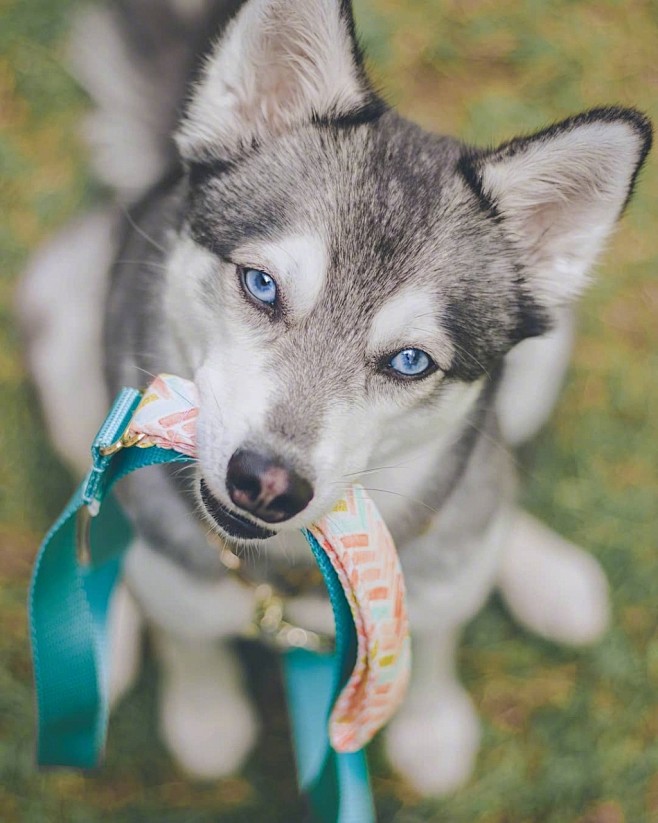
[18,0,651,796]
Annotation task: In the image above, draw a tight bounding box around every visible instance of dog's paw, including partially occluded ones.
[385,687,480,795]
[499,511,609,646]
[155,636,258,780]
[159,672,258,780]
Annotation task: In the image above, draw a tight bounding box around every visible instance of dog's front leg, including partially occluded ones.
[124,539,259,779]
[385,510,510,795]
[152,631,258,780]
[385,622,480,796]
[498,509,609,645]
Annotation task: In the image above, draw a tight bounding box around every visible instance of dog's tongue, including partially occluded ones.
[128,373,411,751]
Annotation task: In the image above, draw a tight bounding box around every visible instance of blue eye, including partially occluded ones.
[242,267,277,306]
[388,348,434,378]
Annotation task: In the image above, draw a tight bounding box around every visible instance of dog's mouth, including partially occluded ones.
[199,479,276,541]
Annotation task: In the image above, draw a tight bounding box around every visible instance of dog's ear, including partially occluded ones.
[463,108,652,308]
[176,0,379,163]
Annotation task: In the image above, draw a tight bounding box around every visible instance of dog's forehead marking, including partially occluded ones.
[233,233,327,318]
[369,284,455,369]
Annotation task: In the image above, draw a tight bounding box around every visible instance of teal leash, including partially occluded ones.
[285,530,375,822]
[29,388,374,821]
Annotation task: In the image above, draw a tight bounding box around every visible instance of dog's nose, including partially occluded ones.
[226,449,314,523]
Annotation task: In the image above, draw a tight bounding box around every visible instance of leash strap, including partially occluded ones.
[284,529,375,822]
[30,375,411,818]
[29,387,191,766]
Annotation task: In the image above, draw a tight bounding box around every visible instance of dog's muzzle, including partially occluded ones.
[199,478,277,540]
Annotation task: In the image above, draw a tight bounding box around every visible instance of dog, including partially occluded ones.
[17,0,652,797]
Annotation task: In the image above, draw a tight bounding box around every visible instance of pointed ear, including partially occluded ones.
[176,0,381,162]
[462,108,652,308]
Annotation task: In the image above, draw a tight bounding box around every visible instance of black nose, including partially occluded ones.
[226,449,314,523]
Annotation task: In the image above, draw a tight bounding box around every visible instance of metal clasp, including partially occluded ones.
[244,584,334,653]
[99,430,146,457]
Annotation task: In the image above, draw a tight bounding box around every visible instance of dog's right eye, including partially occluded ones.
[240,266,278,309]
[385,348,437,380]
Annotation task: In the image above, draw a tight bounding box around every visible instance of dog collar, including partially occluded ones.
[29,374,411,820]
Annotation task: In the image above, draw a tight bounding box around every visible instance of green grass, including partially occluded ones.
[1,0,657,821]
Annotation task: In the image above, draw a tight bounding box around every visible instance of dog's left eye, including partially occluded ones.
[241,267,277,307]
[388,348,435,378]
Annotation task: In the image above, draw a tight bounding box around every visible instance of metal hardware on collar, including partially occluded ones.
[218,543,326,597]
[221,543,334,651]
[99,430,146,456]
[244,584,334,653]
[219,545,242,571]
[218,547,334,652]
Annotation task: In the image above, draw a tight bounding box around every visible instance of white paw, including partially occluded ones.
[159,670,258,780]
[385,687,480,796]
[499,511,609,646]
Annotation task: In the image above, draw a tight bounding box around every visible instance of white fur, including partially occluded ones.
[385,509,511,793]
[176,0,369,160]
[498,510,609,645]
[386,632,480,795]
[351,381,485,527]
[481,120,645,307]
[15,210,115,474]
[405,507,512,634]
[497,305,575,445]
[108,583,143,707]
[162,232,486,536]
[234,234,328,318]
[125,540,255,641]
[154,631,258,779]
[70,10,172,201]
[195,344,279,505]
[163,237,279,507]
[163,237,224,372]
[163,232,329,368]
[368,284,455,372]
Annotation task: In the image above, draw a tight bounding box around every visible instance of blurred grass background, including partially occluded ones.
[1,0,657,821]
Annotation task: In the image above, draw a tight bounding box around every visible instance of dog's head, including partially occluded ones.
[164,0,651,542]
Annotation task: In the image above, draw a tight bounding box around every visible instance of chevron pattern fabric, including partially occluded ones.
[310,487,411,752]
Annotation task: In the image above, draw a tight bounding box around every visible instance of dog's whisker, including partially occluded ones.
[115,259,170,271]
[132,365,195,408]
[406,315,491,378]
[340,461,417,479]
[209,384,223,419]
[170,463,198,482]
[329,482,440,517]
[119,205,168,255]
[460,415,539,483]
